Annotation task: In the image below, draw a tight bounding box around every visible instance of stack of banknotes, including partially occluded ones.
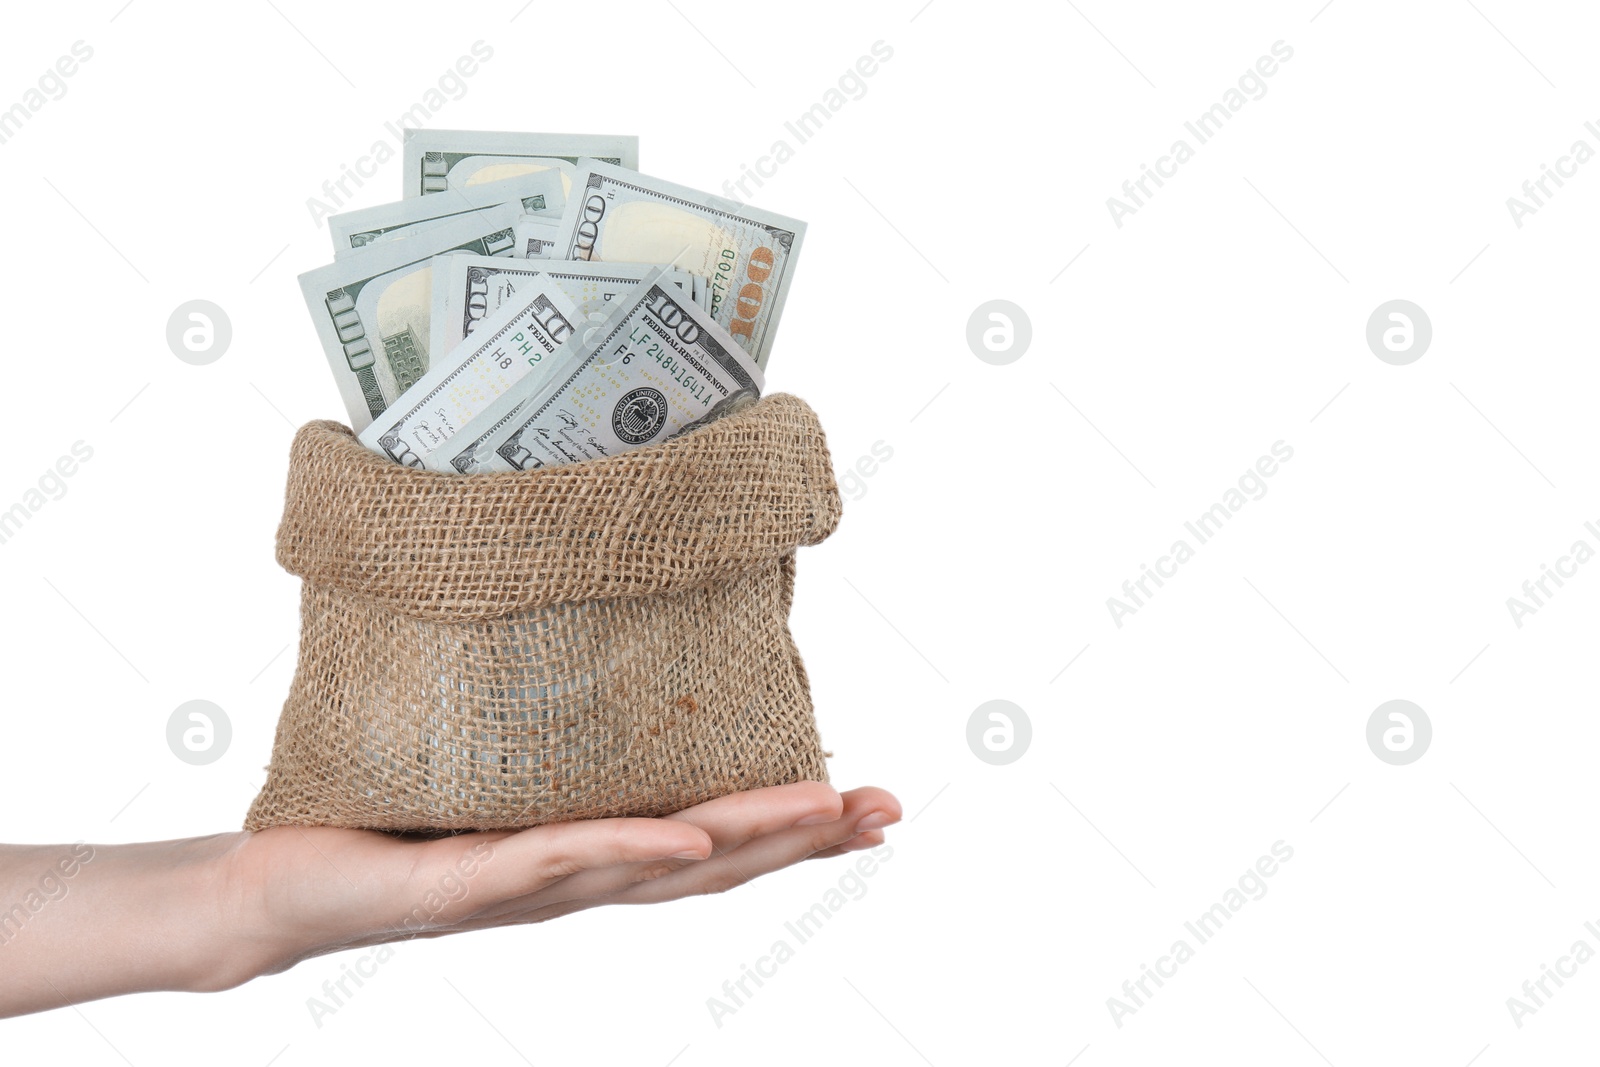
[298,129,807,473]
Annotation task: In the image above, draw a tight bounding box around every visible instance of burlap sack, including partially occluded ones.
[243,393,842,832]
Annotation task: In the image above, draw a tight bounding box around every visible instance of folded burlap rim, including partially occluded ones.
[275,392,843,621]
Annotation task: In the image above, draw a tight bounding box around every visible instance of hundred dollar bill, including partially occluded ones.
[429,255,698,356]
[427,275,763,474]
[403,129,639,198]
[298,203,519,431]
[357,278,578,467]
[515,215,559,259]
[552,160,804,368]
[329,170,564,258]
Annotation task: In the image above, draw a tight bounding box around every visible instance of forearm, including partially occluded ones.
[0,834,259,1018]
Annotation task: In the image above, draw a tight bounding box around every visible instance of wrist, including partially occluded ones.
[199,829,330,989]
[141,833,274,994]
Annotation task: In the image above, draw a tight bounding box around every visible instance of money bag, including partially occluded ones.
[244,394,841,831]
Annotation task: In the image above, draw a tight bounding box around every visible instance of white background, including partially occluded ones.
[2,0,1598,1063]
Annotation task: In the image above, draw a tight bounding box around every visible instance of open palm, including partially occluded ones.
[222,782,901,978]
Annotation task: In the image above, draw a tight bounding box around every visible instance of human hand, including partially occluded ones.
[0,782,900,1018]
[231,781,900,974]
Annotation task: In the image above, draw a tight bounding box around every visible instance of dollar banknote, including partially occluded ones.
[429,256,702,356]
[356,278,579,467]
[427,274,763,474]
[515,216,560,259]
[551,160,804,368]
[298,203,520,431]
[329,170,564,258]
[403,129,639,199]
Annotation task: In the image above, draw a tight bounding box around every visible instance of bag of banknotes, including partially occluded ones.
[243,393,841,832]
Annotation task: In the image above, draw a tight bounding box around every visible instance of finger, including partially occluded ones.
[606,787,899,905]
[457,852,700,924]
[460,783,849,917]
[807,829,888,861]
[453,817,713,911]
[363,791,902,937]
[501,824,882,927]
[820,786,901,828]
[661,781,845,849]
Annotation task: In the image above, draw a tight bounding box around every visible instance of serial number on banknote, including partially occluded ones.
[622,325,717,407]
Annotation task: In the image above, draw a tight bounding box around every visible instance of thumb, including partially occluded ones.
[462,818,714,904]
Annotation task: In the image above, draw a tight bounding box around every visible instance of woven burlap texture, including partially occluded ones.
[243,393,842,832]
